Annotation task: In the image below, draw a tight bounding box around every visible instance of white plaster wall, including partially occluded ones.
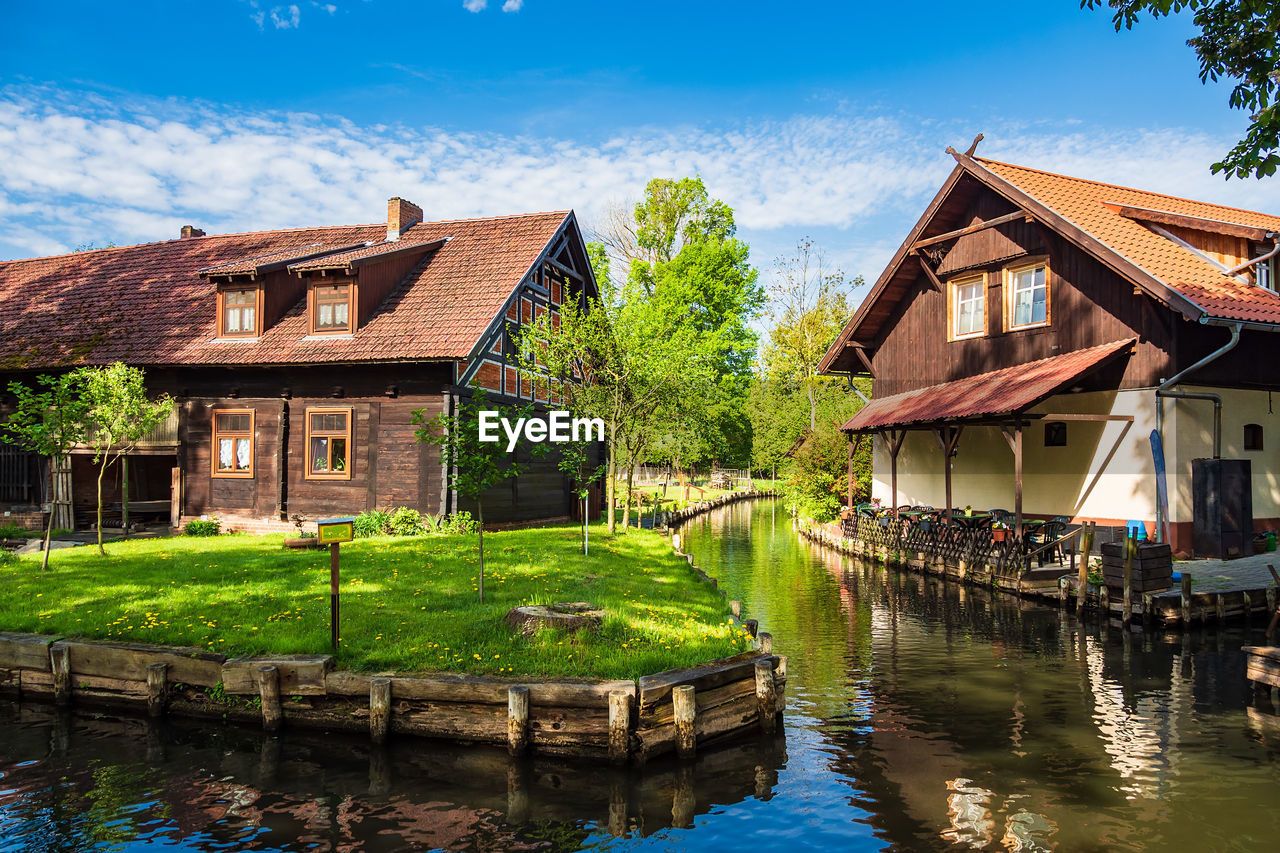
[1169,385,1280,522]
[870,389,1160,520]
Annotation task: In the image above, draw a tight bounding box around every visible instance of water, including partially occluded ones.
[3,497,1279,851]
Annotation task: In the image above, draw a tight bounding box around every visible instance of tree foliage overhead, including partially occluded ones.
[1084,0,1280,178]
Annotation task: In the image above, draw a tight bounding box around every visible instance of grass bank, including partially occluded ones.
[0,523,750,680]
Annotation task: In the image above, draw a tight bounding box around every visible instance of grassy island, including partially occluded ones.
[0,524,749,679]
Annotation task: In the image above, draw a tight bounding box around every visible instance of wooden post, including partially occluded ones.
[146,662,168,718]
[755,660,777,734]
[121,454,130,536]
[370,677,391,745]
[257,665,282,732]
[1122,534,1135,627]
[50,644,71,706]
[1142,593,1154,629]
[848,434,864,509]
[608,689,630,765]
[507,685,530,756]
[776,655,788,712]
[934,426,962,521]
[758,631,773,655]
[170,466,182,529]
[744,619,758,638]
[887,430,906,518]
[730,599,741,619]
[1181,573,1193,625]
[1215,593,1226,622]
[1076,521,1095,618]
[330,543,341,650]
[673,684,696,759]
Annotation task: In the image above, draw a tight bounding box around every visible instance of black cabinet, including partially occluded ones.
[1192,458,1252,559]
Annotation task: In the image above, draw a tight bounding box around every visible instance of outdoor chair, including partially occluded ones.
[1030,520,1069,565]
[989,509,1011,523]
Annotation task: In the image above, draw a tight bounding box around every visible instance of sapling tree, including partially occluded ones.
[557,439,603,554]
[414,388,544,602]
[76,363,173,555]
[2,372,90,570]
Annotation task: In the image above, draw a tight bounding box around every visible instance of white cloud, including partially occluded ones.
[0,86,1273,274]
[502,0,523,11]
[463,0,487,11]
[271,4,301,28]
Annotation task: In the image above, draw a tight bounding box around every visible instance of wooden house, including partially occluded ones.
[0,197,602,533]
[819,142,1280,556]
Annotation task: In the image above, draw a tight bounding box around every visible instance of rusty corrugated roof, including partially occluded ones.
[842,339,1135,432]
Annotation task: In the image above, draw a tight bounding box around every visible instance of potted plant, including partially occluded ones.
[284,513,319,549]
[992,520,1010,542]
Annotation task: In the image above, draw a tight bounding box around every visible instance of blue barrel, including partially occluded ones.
[1125,520,1148,541]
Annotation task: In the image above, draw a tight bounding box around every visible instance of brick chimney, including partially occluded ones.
[180,225,206,239]
[387,197,423,241]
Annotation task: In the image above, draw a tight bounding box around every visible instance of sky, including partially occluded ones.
[2,0,1276,297]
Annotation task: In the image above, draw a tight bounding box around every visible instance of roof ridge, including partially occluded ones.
[974,156,1280,223]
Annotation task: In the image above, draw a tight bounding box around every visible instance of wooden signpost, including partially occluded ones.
[317,517,355,650]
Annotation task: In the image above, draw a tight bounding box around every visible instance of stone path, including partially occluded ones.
[1155,551,1280,596]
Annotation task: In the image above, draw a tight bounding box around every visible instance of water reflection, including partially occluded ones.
[0,701,786,852]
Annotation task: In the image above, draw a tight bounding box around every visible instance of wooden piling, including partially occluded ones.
[673,684,696,759]
[1121,534,1135,627]
[744,619,759,638]
[50,644,71,706]
[608,689,630,765]
[257,665,282,732]
[776,655,788,712]
[1076,521,1095,618]
[370,677,391,745]
[1215,593,1226,622]
[1141,594,1153,629]
[755,660,777,734]
[145,662,168,718]
[1181,573,1193,625]
[758,632,773,655]
[730,600,741,619]
[507,685,530,756]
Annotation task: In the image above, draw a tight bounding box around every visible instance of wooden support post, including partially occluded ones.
[370,677,391,745]
[50,644,71,706]
[755,660,777,734]
[886,430,906,518]
[758,632,773,654]
[507,685,530,756]
[776,655,788,712]
[1181,573,1193,626]
[330,543,341,650]
[608,689,630,765]
[257,665,282,732]
[146,662,168,718]
[1215,593,1226,622]
[745,619,759,638]
[1142,594,1154,629]
[1076,522,1095,618]
[673,684,696,759]
[170,466,182,529]
[730,599,741,619]
[1122,534,1135,627]
[1005,425,1024,533]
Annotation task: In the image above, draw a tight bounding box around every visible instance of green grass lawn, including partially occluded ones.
[627,479,776,511]
[0,523,750,680]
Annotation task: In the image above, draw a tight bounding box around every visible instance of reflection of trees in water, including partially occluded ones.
[0,703,786,852]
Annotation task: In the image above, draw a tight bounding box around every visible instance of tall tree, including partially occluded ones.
[1083,0,1280,177]
[77,364,173,556]
[414,388,541,602]
[3,373,90,570]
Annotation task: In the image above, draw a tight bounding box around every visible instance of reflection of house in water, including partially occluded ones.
[809,553,1253,851]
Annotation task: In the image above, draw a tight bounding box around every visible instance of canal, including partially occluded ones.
[2,496,1279,851]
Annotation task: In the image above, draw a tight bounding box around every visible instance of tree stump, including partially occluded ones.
[504,602,605,637]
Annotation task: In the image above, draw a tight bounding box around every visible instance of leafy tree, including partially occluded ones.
[414,388,542,602]
[76,363,173,556]
[1083,0,1280,177]
[557,439,603,554]
[2,372,90,570]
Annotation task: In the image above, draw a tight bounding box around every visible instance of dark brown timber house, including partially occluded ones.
[0,198,601,533]
[820,144,1280,557]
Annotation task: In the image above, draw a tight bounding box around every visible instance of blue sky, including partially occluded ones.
[2,1,1275,289]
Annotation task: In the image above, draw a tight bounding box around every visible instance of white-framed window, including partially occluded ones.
[1005,260,1050,330]
[948,275,986,340]
[1256,253,1275,292]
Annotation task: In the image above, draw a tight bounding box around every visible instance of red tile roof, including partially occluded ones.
[973,157,1280,325]
[841,339,1135,432]
[199,242,366,276]
[0,212,570,369]
[287,235,447,273]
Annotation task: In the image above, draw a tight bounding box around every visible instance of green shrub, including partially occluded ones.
[0,549,15,566]
[183,518,221,537]
[388,507,426,536]
[353,509,393,538]
[0,524,41,539]
[439,511,479,535]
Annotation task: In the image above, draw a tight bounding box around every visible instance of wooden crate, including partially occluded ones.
[1100,542,1172,592]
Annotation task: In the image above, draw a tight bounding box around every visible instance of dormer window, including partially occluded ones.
[218,287,261,338]
[1253,247,1276,292]
[312,282,353,334]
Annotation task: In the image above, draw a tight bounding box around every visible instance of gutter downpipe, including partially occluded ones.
[1154,320,1242,543]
